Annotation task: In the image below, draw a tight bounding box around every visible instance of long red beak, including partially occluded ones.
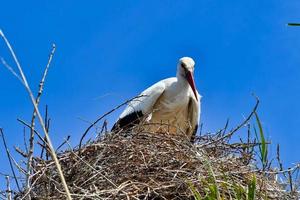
[186,71,198,101]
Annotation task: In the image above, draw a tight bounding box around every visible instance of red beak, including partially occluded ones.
[186,71,198,101]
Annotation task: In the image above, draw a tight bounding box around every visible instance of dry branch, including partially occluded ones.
[26,44,56,195]
[0,129,21,192]
[0,30,72,200]
[79,95,144,151]
[6,176,11,200]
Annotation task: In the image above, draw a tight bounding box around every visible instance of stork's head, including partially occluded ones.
[177,57,198,101]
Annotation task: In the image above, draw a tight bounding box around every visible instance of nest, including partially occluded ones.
[16,127,297,200]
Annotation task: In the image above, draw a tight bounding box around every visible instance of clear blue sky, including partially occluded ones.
[1,0,300,189]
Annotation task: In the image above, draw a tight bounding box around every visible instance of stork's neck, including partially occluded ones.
[176,73,189,88]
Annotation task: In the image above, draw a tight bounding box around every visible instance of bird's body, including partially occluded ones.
[112,57,201,142]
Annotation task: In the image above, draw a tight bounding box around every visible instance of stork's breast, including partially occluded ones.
[152,93,189,120]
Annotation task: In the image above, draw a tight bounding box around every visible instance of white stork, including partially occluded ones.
[112,57,201,142]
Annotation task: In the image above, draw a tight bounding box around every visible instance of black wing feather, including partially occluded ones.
[111,111,144,131]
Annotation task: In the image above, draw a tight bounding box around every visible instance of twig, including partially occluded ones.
[222,119,229,136]
[56,135,71,153]
[77,117,101,131]
[23,127,28,154]
[40,106,50,159]
[100,120,108,134]
[277,144,284,171]
[288,168,293,193]
[17,119,47,144]
[37,141,48,150]
[65,140,117,188]
[0,128,21,192]
[26,44,56,194]
[20,167,48,200]
[0,30,72,199]
[204,95,259,146]
[6,176,11,200]
[79,95,143,151]
[14,146,28,158]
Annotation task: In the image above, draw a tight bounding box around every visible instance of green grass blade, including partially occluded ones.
[248,175,256,200]
[203,159,221,200]
[233,183,246,200]
[254,112,268,169]
[188,181,202,200]
[253,126,262,160]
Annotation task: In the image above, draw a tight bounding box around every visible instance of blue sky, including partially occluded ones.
[1,0,300,189]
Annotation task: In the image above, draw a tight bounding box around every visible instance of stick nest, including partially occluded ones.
[17,128,297,200]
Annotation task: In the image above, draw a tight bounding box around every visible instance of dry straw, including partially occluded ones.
[14,120,300,199]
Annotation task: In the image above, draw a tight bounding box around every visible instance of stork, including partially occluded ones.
[112,57,201,142]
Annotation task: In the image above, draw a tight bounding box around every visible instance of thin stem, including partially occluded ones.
[0,128,21,192]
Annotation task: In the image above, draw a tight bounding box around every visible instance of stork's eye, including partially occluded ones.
[181,62,186,68]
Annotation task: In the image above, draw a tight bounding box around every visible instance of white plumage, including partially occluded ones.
[112,57,201,142]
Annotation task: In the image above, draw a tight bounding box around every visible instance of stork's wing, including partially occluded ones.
[112,80,166,131]
[188,93,201,142]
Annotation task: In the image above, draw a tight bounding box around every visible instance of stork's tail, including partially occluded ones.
[190,124,198,143]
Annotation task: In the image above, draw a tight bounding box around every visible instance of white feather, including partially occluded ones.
[119,79,168,119]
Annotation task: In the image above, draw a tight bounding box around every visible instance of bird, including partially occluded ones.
[112,57,201,142]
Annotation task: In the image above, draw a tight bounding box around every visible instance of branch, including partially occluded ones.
[0,30,72,199]
[6,176,11,200]
[17,119,47,144]
[204,95,259,146]
[56,135,71,153]
[26,44,56,194]
[78,95,143,151]
[0,128,21,192]
[40,106,50,159]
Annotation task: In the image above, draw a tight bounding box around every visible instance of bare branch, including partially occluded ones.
[0,128,21,192]
[6,176,11,200]
[56,135,71,153]
[17,119,47,144]
[26,44,56,193]
[0,30,72,199]
[22,127,28,154]
[79,95,143,151]
[204,95,259,146]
